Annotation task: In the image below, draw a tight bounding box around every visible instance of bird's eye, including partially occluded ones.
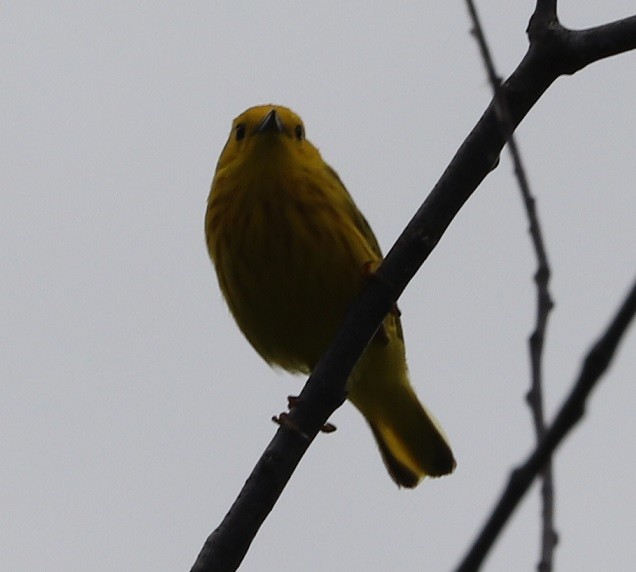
[235,123,246,141]
[294,124,304,141]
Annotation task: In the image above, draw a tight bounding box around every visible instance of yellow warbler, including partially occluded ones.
[205,104,455,487]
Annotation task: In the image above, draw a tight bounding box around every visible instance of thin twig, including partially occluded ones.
[455,276,636,572]
[465,1,557,569]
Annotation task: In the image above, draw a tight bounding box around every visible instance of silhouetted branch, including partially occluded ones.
[455,276,636,572]
[465,1,557,569]
[191,6,636,571]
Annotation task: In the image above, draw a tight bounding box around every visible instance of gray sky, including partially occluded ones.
[2,2,635,570]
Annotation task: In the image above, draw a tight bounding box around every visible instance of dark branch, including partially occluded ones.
[191,10,636,572]
[528,0,558,33]
[455,276,636,572]
[527,15,636,73]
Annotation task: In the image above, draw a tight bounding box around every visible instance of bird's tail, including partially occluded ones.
[347,321,455,488]
[364,382,455,487]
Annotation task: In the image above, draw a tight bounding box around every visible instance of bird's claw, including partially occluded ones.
[272,412,309,439]
[320,422,337,433]
[287,395,302,409]
[274,398,337,436]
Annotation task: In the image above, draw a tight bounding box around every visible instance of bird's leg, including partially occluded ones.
[287,395,302,409]
[271,395,336,434]
[271,411,308,439]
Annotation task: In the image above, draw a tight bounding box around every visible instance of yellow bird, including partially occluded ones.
[205,105,455,487]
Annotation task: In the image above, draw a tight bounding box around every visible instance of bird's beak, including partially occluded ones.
[257,109,284,134]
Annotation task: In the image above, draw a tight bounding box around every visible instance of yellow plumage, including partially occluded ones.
[205,104,455,487]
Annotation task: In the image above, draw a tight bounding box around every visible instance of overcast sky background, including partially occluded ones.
[3,2,635,571]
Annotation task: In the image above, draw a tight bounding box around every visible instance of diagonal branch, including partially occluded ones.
[455,276,636,572]
[465,1,557,569]
[191,8,636,572]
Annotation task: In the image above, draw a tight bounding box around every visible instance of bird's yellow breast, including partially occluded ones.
[206,146,378,372]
